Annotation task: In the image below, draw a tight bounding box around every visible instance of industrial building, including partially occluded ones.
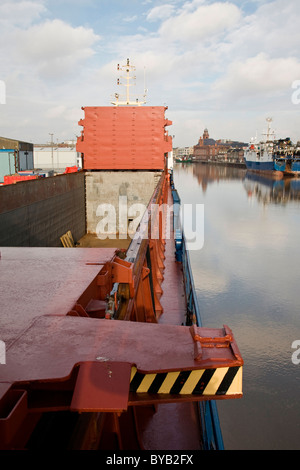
[0,137,34,183]
[34,142,82,172]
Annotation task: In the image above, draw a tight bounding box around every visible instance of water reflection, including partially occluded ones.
[191,162,246,193]
[189,162,300,205]
[173,162,300,450]
[244,172,300,206]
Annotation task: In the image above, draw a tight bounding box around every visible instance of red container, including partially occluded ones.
[3,174,38,185]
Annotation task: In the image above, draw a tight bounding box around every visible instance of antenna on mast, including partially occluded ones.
[111,58,147,106]
[143,66,148,102]
[264,117,275,142]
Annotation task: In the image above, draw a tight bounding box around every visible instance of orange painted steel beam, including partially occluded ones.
[110,172,169,323]
[0,315,243,448]
[0,317,243,398]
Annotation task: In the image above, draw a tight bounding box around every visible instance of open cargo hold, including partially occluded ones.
[0,65,243,449]
[0,170,243,450]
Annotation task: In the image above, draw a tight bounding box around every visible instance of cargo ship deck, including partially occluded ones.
[0,184,201,450]
[0,173,243,450]
[0,60,243,451]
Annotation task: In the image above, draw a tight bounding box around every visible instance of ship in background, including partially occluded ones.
[244,118,279,176]
[273,139,300,176]
[244,118,300,177]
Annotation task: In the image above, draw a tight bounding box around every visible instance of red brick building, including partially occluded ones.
[193,129,246,163]
[193,129,219,161]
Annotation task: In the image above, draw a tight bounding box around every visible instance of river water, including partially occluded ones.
[173,163,300,450]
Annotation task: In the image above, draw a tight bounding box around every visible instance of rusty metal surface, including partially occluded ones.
[70,361,132,413]
[0,172,86,247]
[159,186,187,325]
[0,174,243,449]
[1,315,242,387]
[0,172,84,214]
[134,402,203,450]
[0,247,116,346]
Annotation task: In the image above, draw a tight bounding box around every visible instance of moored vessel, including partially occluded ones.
[244,118,281,177]
[274,139,300,177]
[244,118,300,178]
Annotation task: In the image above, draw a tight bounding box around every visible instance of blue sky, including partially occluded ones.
[0,0,300,147]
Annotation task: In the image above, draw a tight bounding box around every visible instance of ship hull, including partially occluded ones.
[289,160,300,176]
[244,160,274,171]
[244,159,283,178]
[274,159,300,177]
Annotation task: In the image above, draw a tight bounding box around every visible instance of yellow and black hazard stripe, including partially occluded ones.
[130,366,242,396]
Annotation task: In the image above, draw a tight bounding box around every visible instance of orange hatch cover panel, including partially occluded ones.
[0,317,243,414]
[76,106,173,170]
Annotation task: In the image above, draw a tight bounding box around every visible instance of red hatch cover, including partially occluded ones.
[0,316,243,414]
[71,361,132,413]
[1,316,242,383]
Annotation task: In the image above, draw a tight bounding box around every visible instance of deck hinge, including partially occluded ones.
[111,257,134,296]
[190,324,236,362]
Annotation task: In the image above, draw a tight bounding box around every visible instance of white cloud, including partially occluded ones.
[146,4,175,21]
[45,105,67,119]
[123,15,138,23]
[15,19,100,78]
[213,53,300,99]
[159,2,241,42]
[1,0,300,146]
[222,0,300,68]
[0,8,101,142]
[0,1,47,26]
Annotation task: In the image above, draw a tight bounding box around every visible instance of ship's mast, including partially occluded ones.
[264,117,275,142]
[111,58,147,106]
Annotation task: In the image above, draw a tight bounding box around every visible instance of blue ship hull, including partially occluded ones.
[244,160,274,171]
[274,158,300,175]
[291,160,300,173]
[274,160,286,171]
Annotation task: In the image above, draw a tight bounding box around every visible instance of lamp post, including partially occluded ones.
[49,133,54,170]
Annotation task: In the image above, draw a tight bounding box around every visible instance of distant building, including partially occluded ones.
[173,146,194,159]
[0,137,34,183]
[34,142,82,172]
[193,129,246,163]
[193,129,219,161]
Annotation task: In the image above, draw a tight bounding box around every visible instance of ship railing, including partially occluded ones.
[110,170,168,321]
[111,169,225,450]
[170,171,225,451]
[181,234,224,450]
